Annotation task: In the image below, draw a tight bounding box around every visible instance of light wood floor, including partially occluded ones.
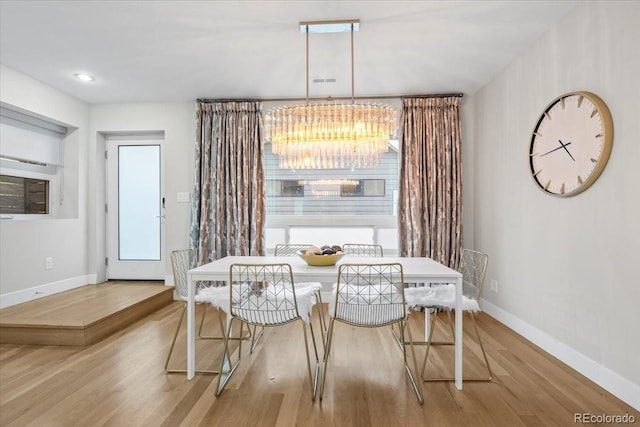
[0,301,637,426]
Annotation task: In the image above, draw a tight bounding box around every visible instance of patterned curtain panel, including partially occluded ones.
[190,101,265,264]
[399,97,462,269]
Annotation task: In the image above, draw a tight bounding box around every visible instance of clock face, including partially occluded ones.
[529,91,613,197]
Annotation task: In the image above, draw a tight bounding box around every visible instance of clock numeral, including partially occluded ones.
[590,158,598,163]
[534,132,543,137]
[544,111,551,121]
[544,180,551,191]
[533,169,542,177]
[561,98,566,109]
[590,109,598,118]
[560,183,565,194]
[578,175,583,184]
[577,95,584,108]
[595,133,603,138]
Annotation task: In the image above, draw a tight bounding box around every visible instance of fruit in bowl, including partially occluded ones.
[297,245,345,266]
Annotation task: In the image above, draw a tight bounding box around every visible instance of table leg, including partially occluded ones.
[424,307,431,341]
[455,276,463,390]
[187,274,195,379]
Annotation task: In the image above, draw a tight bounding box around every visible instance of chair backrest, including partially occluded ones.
[332,263,405,327]
[229,263,300,326]
[342,243,384,257]
[461,249,489,301]
[274,243,314,257]
[171,249,197,301]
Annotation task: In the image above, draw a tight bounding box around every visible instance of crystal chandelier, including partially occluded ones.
[265,19,397,169]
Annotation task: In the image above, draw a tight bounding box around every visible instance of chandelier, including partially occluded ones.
[265,19,397,169]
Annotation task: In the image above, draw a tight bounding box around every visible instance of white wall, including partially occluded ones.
[469,1,639,407]
[88,102,196,282]
[0,65,90,302]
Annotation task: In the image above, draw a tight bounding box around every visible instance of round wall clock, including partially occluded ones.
[529,91,613,197]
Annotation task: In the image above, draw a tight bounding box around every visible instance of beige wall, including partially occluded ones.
[469,0,639,405]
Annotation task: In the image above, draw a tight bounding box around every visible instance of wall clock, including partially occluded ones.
[529,91,613,197]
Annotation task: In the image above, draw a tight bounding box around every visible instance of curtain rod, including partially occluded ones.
[197,92,463,103]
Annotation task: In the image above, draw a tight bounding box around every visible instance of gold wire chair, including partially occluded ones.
[341,243,384,257]
[165,249,226,374]
[420,248,493,382]
[216,263,322,400]
[274,243,314,257]
[274,243,327,342]
[319,263,423,404]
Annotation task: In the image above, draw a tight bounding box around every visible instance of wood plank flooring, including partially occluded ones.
[0,282,173,345]
[1,300,637,426]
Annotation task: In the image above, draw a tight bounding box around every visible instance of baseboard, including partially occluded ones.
[165,274,173,286]
[480,298,640,411]
[0,275,92,309]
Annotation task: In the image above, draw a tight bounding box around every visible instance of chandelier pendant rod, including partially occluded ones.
[305,24,310,105]
[350,23,355,104]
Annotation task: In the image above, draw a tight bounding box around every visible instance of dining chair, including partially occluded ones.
[341,243,383,257]
[165,249,226,374]
[274,243,327,343]
[215,263,322,400]
[319,263,423,404]
[417,248,493,382]
[274,243,313,257]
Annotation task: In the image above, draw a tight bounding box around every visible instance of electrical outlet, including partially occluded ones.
[45,257,53,270]
[490,279,498,293]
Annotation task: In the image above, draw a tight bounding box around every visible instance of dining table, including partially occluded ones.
[186,255,464,389]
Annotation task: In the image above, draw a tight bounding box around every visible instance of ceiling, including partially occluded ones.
[0,1,581,105]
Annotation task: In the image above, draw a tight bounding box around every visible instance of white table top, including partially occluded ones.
[189,255,461,283]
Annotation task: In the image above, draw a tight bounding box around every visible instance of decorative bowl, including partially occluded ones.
[297,250,345,267]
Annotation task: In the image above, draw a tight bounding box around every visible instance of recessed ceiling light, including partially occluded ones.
[73,73,95,82]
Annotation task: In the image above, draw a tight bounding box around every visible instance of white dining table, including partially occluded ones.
[186,255,464,389]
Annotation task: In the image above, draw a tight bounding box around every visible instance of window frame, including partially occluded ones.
[0,165,56,219]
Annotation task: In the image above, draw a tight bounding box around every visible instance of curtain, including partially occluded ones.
[399,97,462,269]
[190,101,265,264]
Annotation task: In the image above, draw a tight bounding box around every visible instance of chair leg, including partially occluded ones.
[318,318,336,401]
[420,309,439,380]
[216,318,242,396]
[421,311,493,382]
[400,319,424,405]
[249,325,264,353]
[469,312,493,381]
[164,304,185,373]
[315,291,327,350]
[302,321,320,401]
[165,303,220,375]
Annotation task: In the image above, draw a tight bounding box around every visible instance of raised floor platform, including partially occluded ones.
[0,281,173,346]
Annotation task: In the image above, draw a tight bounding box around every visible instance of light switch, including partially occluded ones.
[177,192,191,203]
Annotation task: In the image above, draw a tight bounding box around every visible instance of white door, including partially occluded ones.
[106,135,165,279]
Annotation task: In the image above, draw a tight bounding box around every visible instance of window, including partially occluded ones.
[266,180,304,197]
[264,144,398,216]
[0,106,67,217]
[0,174,49,214]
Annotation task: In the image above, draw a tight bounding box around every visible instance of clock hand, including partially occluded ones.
[539,141,572,157]
[558,139,575,161]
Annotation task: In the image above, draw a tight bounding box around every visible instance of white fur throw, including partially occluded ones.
[404,284,480,312]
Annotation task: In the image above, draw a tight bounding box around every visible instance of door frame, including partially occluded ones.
[104,133,166,280]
